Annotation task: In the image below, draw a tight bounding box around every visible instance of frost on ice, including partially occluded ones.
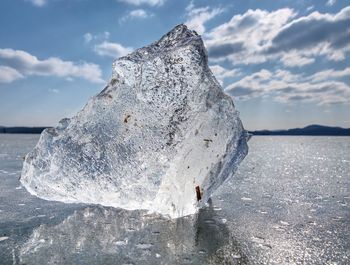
[20,24,248,218]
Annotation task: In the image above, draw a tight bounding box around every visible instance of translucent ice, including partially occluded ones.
[19,206,243,264]
[20,24,248,218]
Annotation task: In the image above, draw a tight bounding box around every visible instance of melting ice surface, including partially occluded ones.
[20,24,248,218]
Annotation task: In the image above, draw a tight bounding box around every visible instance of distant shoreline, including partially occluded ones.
[250,124,350,136]
[1,124,350,136]
[0,127,48,134]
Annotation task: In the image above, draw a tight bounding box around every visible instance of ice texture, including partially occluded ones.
[19,206,243,264]
[20,24,248,218]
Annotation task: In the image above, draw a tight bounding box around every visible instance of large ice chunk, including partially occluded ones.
[20,24,248,218]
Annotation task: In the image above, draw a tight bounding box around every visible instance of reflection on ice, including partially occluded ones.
[19,202,247,264]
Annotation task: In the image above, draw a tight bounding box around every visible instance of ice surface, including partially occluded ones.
[20,24,248,218]
[19,206,243,265]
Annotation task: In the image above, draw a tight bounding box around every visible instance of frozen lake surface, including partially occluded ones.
[0,134,349,264]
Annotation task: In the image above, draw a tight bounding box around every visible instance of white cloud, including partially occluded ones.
[326,0,336,6]
[27,0,47,7]
[0,48,104,84]
[85,32,132,59]
[309,67,350,82]
[225,68,350,105]
[205,8,297,64]
[84,33,93,43]
[0,66,24,83]
[94,41,133,58]
[104,31,110,39]
[280,52,315,67]
[265,7,350,60]
[119,9,153,23]
[129,9,149,18]
[210,64,241,85]
[185,4,223,35]
[49,88,59,93]
[204,7,350,67]
[83,31,110,43]
[117,0,165,7]
[306,5,314,12]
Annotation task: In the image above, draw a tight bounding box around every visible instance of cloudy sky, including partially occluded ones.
[0,0,349,130]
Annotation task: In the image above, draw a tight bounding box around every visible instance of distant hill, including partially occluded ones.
[250,125,350,136]
[0,126,48,134]
[1,124,349,136]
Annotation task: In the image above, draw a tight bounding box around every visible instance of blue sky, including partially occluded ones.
[0,0,349,130]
